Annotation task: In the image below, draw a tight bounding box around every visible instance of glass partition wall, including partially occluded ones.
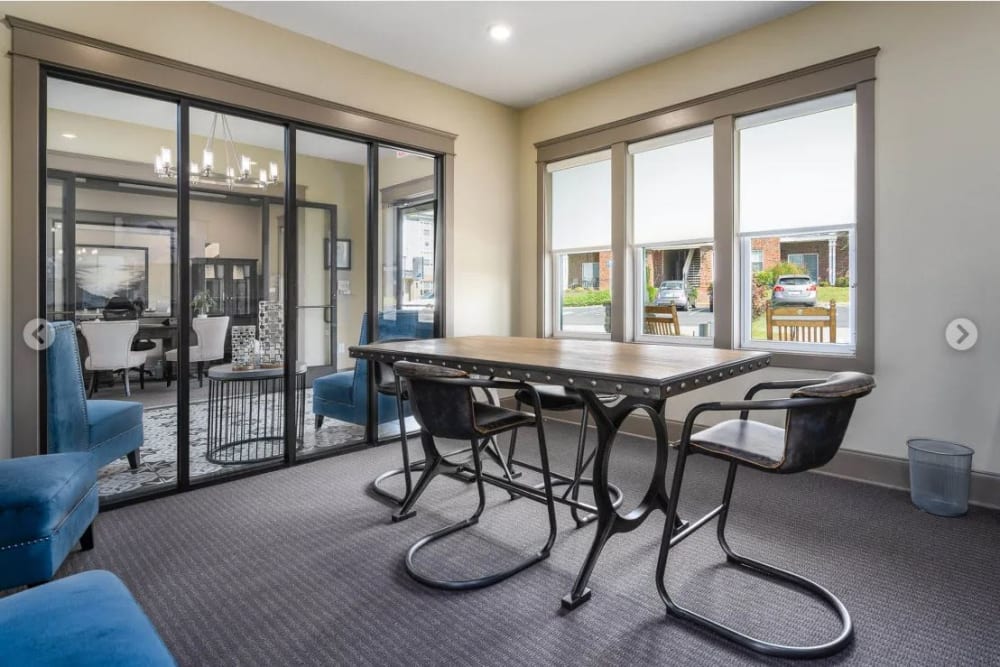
[42,73,441,503]
[376,145,440,439]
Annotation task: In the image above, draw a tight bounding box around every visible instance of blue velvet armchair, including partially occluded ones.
[46,321,144,469]
[312,312,431,428]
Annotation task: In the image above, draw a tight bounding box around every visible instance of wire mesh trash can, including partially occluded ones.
[907,439,974,517]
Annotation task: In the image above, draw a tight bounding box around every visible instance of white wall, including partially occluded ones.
[518,2,1000,474]
[0,2,521,457]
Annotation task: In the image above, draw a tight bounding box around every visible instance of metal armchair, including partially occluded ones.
[656,372,875,659]
[393,361,558,590]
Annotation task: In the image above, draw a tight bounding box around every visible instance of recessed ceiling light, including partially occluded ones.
[488,23,512,42]
[61,133,77,139]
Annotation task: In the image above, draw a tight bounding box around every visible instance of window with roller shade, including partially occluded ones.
[736,91,857,352]
[548,151,612,337]
[630,126,714,341]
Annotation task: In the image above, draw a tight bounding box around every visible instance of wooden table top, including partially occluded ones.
[351,336,770,400]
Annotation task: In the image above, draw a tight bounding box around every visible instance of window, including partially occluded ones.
[536,49,874,370]
[630,126,714,341]
[548,152,612,336]
[736,92,857,353]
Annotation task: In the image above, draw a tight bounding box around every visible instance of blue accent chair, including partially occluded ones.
[312,312,432,428]
[0,570,176,666]
[0,453,98,590]
[47,321,144,469]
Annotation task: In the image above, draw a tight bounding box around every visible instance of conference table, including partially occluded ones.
[351,336,771,609]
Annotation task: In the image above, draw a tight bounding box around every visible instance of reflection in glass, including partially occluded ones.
[45,77,179,501]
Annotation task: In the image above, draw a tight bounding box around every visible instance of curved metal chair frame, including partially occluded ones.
[656,376,874,659]
[506,390,624,527]
[394,362,558,591]
[369,343,516,522]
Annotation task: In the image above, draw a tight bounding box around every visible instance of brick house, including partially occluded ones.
[645,246,713,307]
[751,232,850,284]
[565,250,613,290]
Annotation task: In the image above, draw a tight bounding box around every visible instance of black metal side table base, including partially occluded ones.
[206,364,306,465]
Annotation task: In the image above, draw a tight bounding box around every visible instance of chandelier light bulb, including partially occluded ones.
[159,146,172,167]
[203,149,214,172]
[269,162,279,180]
[259,168,268,183]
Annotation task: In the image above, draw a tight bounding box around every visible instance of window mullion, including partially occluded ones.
[610,142,628,342]
[712,116,735,349]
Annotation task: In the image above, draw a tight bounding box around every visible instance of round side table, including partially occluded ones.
[206,363,307,465]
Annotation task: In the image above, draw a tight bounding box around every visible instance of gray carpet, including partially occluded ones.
[53,419,1000,666]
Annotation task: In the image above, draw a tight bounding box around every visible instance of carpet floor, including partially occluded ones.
[55,419,1000,666]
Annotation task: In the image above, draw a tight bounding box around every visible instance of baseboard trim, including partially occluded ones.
[501,398,1000,510]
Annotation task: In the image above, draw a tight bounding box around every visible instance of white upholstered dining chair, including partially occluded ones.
[165,316,230,387]
[79,320,148,397]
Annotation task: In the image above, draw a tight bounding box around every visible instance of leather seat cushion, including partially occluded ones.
[473,402,535,435]
[690,419,786,470]
[514,385,584,411]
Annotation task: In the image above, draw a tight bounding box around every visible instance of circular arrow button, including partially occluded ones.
[23,318,55,351]
[945,318,977,351]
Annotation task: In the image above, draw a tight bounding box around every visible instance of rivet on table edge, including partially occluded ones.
[643,387,650,394]
[615,384,622,391]
[567,378,574,384]
[590,380,597,387]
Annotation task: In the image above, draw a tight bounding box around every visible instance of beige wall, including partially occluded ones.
[0,24,9,459]
[519,2,1000,474]
[0,2,521,457]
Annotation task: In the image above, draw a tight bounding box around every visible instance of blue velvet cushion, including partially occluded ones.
[88,400,143,446]
[0,570,177,666]
[312,372,353,405]
[0,453,95,546]
[0,453,99,590]
[46,321,90,454]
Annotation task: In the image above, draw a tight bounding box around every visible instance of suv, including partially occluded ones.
[655,280,692,310]
[771,275,817,307]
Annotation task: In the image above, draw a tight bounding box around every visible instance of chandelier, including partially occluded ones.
[153,113,279,190]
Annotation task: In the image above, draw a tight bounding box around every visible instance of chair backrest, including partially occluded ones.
[767,301,837,344]
[394,361,477,440]
[80,320,139,370]
[193,316,230,360]
[102,296,138,321]
[45,321,90,453]
[780,371,875,473]
[644,305,681,336]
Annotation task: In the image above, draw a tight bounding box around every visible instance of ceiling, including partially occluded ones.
[219,1,812,108]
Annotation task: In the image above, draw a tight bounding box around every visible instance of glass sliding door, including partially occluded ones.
[376,145,440,438]
[45,77,180,500]
[295,129,369,454]
[187,107,290,481]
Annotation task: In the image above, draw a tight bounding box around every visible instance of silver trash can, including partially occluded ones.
[906,439,974,517]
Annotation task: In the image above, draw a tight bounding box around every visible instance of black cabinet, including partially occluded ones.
[192,258,258,319]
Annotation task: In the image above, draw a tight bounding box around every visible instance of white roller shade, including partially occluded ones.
[549,156,611,251]
[737,92,856,235]
[631,126,713,245]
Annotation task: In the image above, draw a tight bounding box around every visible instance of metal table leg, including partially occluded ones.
[561,391,684,610]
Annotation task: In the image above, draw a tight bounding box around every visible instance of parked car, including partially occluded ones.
[655,280,691,310]
[771,274,817,306]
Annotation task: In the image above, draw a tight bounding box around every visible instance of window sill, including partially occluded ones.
[739,346,871,373]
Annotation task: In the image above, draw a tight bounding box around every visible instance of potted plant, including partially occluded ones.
[191,290,216,318]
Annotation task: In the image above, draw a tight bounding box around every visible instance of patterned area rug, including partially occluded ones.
[98,388,366,497]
